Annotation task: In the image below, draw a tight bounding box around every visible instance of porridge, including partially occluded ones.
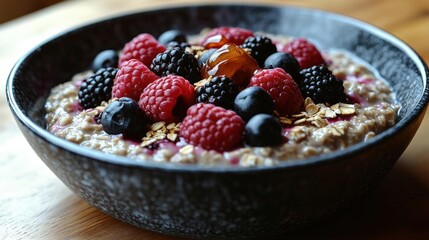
[45,27,399,167]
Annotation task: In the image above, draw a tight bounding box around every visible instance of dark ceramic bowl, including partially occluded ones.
[6,3,429,239]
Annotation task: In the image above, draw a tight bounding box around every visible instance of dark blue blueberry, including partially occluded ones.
[244,114,283,147]
[264,52,301,82]
[100,98,147,139]
[198,48,217,67]
[91,50,119,73]
[233,86,274,122]
[158,30,187,45]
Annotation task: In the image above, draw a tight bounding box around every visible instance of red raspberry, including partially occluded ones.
[200,27,254,46]
[249,68,303,115]
[282,38,325,69]
[180,103,244,151]
[139,75,194,122]
[112,59,158,101]
[119,33,166,68]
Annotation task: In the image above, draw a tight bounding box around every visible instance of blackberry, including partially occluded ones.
[196,76,239,109]
[158,30,187,45]
[100,97,147,139]
[299,65,347,104]
[264,52,301,82]
[241,35,277,67]
[166,41,191,50]
[150,48,201,84]
[78,67,118,109]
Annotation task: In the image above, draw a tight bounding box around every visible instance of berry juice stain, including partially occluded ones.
[159,141,179,153]
[327,115,354,124]
[229,157,240,165]
[357,78,373,84]
[123,137,141,145]
[50,122,67,133]
[142,140,179,155]
[347,94,366,106]
[69,102,83,113]
[73,78,85,88]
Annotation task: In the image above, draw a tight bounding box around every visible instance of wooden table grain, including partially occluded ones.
[1,0,429,239]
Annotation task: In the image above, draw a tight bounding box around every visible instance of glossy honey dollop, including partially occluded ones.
[201,43,259,87]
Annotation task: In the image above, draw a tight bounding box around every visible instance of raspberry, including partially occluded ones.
[282,38,325,69]
[139,75,195,122]
[78,67,118,109]
[179,103,245,151]
[200,26,254,46]
[150,48,201,84]
[112,59,158,101]
[299,65,347,104]
[241,35,277,67]
[195,76,239,109]
[249,68,304,115]
[119,33,166,68]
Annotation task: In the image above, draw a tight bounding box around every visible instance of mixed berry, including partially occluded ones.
[78,26,350,152]
[233,86,275,122]
[195,76,239,109]
[78,67,117,109]
[150,47,200,83]
[100,97,147,139]
[112,59,158,101]
[91,49,119,72]
[241,35,277,67]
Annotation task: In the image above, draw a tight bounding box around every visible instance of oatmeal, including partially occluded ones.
[45,27,399,167]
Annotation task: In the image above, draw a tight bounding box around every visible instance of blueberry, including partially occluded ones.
[264,52,301,82]
[233,86,274,122]
[244,114,283,147]
[100,98,147,138]
[158,30,187,45]
[198,48,217,67]
[92,50,119,72]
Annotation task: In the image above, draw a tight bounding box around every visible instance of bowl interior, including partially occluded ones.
[7,4,429,169]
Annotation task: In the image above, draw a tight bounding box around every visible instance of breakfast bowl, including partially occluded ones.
[6,3,429,239]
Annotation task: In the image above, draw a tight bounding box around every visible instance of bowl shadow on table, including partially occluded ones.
[43,156,429,240]
[281,155,429,240]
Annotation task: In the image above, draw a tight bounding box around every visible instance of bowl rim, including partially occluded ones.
[6,3,429,173]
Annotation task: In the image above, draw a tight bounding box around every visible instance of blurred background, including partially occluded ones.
[0,0,63,23]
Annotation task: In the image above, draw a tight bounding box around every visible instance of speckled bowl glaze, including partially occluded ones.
[6,4,429,239]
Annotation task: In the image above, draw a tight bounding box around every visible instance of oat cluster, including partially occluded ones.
[141,121,180,147]
[279,97,356,128]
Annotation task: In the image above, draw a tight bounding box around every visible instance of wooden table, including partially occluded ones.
[1,0,429,239]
